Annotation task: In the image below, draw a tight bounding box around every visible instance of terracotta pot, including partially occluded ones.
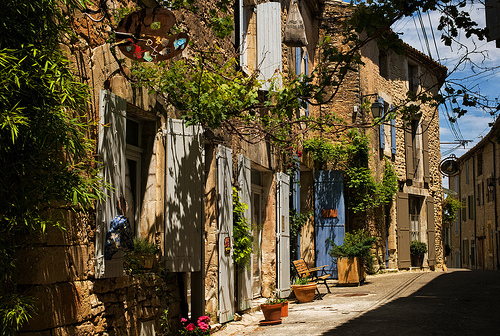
[281,301,288,317]
[291,283,317,303]
[261,303,282,321]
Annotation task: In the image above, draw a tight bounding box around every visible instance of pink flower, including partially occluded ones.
[197,315,210,324]
[296,151,302,157]
[181,318,188,323]
[186,323,196,331]
[198,322,209,331]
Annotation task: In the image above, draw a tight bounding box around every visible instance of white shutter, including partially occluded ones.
[237,155,252,311]
[218,145,234,323]
[96,89,127,278]
[238,0,249,71]
[257,2,282,90]
[276,172,291,298]
[164,119,204,272]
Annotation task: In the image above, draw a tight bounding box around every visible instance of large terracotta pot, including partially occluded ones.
[337,256,365,286]
[291,283,317,303]
[261,303,282,321]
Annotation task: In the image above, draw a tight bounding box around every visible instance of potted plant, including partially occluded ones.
[410,240,427,267]
[124,237,158,274]
[291,276,317,303]
[260,296,284,323]
[328,230,377,286]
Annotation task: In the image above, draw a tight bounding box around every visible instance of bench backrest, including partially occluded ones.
[292,259,311,278]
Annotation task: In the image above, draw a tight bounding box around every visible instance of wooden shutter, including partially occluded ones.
[422,119,430,184]
[218,145,234,323]
[257,2,282,90]
[404,124,414,180]
[96,89,127,278]
[237,154,252,311]
[486,0,500,41]
[276,172,291,298]
[164,119,204,272]
[397,192,411,268]
[390,117,396,155]
[426,196,436,267]
[379,124,385,150]
[238,0,249,70]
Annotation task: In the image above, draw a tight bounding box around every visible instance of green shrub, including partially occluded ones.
[328,229,377,273]
[410,240,427,256]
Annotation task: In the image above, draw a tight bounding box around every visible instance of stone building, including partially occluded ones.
[295,0,446,273]
[13,0,446,335]
[447,117,500,270]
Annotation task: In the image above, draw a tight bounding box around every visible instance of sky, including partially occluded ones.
[392,3,500,162]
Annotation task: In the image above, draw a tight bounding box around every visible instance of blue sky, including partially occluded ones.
[392,3,500,163]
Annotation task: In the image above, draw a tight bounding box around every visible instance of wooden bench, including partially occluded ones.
[292,259,331,294]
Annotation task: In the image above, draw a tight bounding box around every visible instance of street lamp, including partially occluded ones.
[371,98,384,118]
[487,177,500,194]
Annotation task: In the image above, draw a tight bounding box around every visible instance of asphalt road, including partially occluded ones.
[213,269,500,336]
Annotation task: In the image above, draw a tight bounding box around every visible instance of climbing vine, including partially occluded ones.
[232,188,253,270]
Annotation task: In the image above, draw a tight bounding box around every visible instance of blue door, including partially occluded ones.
[314,170,345,279]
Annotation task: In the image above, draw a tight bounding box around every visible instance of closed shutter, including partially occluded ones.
[379,124,385,150]
[486,0,500,41]
[397,192,411,268]
[218,145,234,323]
[390,117,396,155]
[257,2,282,90]
[238,0,249,70]
[427,196,436,266]
[422,119,430,184]
[164,119,204,272]
[404,124,414,180]
[96,89,127,278]
[276,173,291,298]
[304,52,309,116]
[237,154,252,311]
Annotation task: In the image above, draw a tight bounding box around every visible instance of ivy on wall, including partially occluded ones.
[232,188,253,270]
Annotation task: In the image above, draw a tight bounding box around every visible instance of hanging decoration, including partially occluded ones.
[283,0,308,47]
[114,7,189,62]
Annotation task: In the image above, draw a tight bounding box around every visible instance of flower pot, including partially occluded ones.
[411,254,424,268]
[261,303,282,321]
[137,254,155,269]
[281,301,288,317]
[337,256,365,286]
[291,283,317,303]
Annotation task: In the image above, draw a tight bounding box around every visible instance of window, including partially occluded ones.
[468,195,474,219]
[409,196,422,241]
[295,47,309,117]
[477,151,483,176]
[379,51,389,79]
[462,239,469,266]
[408,63,419,93]
[461,198,467,221]
[411,119,420,179]
[477,183,482,206]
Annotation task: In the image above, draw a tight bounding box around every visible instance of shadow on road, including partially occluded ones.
[321,269,500,336]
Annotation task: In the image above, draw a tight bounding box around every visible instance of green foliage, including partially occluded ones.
[442,196,462,224]
[293,276,310,285]
[264,295,287,305]
[232,188,253,270]
[410,240,428,256]
[0,0,100,333]
[132,237,158,254]
[328,229,377,273]
[289,210,312,261]
[303,137,345,165]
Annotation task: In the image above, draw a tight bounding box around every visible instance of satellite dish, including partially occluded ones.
[115,7,189,62]
[440,155,460,177]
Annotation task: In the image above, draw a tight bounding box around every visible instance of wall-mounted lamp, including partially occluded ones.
[487,177,499,194]
[362,93,384,118]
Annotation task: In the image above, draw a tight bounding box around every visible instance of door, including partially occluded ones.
[276,172,291,298]
[314,170,345,278]
[217,145,234,323]
[397,192,411,268]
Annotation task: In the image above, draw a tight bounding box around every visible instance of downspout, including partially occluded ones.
[488,138,499,270]
[458,168,462,268]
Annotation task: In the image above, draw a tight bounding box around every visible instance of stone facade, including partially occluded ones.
[448,117,500,270]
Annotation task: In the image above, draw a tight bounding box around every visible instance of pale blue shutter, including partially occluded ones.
[164,119,204,272]
[237,154,252,311]
[379,98,385,150]
[96,89,126,278]
[391,117,397,155]
[257,2,282,90]
[218,145,234,323]
[304,51,309,116]
[276,173,291,298]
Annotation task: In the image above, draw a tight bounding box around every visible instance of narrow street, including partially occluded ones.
[214,269,500,336]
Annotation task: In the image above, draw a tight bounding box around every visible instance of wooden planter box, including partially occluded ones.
[337,256,365,286]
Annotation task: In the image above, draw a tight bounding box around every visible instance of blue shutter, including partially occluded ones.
[391,116,396,155]
[379,124,385,150]
[304,51,309,116]
[295,47,302,75]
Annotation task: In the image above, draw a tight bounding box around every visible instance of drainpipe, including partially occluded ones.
[488,138,499,270]
[459,167,462,268]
